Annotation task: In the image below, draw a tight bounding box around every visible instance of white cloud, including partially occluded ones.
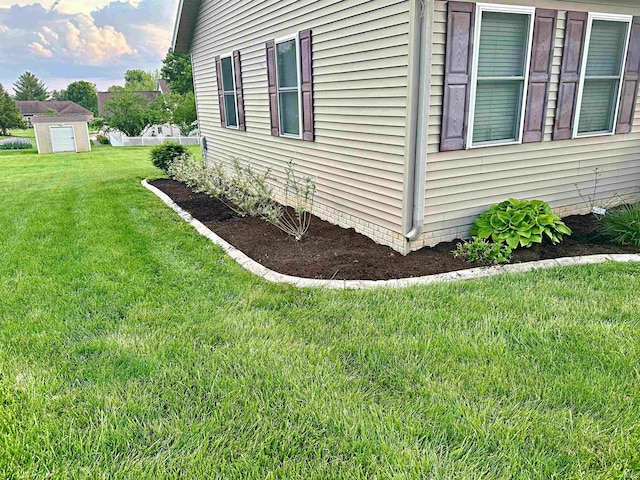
[0,0,139,15]
[0,0,179,88]
[27,41,53,58]
[56,15,133,64]
[40,25,59,42]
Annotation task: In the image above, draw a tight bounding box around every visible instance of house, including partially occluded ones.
[172,0,640,255]
[16,101,93,126]
[97,90,183,139]
[157,79,172,94]
[31,115,92,154]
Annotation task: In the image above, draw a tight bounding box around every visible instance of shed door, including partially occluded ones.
[50,126,76,153]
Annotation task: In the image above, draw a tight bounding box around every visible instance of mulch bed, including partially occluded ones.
[150,179,640,280]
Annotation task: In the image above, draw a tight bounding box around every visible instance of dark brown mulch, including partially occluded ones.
[150,178,640,280]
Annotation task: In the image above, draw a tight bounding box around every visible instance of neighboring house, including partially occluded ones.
[157,79,172,94]
[172,0,640,254]
[16,101,93,126]
[97,90,183,138]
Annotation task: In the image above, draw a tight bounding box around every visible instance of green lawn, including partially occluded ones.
[1,147,639,479]
[5,127,36,140]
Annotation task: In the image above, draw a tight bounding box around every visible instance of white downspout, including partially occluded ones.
[405,0,433,242]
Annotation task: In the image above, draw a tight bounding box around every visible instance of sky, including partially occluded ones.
[0,0,181,93]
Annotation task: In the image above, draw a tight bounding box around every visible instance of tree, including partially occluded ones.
[161,49,194,95]
[50,89,66,101]
[13,71,49,101]
[103,90,166,137]
[165,92,197,135]
[124,70,156,91]
[0,83,25,136]
[65,81,99,115]
[107,85,125,93]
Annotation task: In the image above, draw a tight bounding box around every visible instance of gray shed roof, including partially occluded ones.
[31,115,90,124]
[172,0,202,53]
[16,101,93,116]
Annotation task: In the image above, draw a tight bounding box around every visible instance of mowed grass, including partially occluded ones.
[0,147,639,479]
[5,128,36,140]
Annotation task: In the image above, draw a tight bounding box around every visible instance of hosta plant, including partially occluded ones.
[470,198,572,249]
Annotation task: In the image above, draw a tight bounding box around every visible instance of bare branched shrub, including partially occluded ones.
[273,161,316,241]
[168,155,316,241]
[574,168,632,216]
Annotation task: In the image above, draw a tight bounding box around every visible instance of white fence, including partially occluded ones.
[107,131,201,147]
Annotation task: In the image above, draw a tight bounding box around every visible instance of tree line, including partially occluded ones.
[0,50,196,137]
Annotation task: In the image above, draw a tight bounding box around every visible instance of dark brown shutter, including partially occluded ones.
[215,55,226,128]
[523,9,558,143]
[266,40,280,136]
[616,17,640,134]
[553,11,587,141]
[299,29,315,141]
[440,2,475,152]
[233,50,246,131]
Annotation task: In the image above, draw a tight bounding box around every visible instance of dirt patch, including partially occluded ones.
[150,179,640,280]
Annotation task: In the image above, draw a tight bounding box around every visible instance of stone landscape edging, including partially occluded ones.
[142,180,640,290]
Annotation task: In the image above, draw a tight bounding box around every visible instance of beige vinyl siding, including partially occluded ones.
[421,0,640,247]
[191,0,411,236]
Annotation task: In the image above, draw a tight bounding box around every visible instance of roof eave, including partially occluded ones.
[171,0,202,54]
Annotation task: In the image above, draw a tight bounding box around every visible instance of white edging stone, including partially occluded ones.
[142,180,640,290]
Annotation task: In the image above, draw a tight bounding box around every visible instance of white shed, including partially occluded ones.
[31,116,92,155]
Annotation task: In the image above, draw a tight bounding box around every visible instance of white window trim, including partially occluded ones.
[220,52,239,130]
[274,32,303,140]
[573,13,633,139]
[466,3,536,149]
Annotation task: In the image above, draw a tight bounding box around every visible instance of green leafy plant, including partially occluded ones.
[453,238,512,265]
[96,135,110,145]
[598,203,640,247]
[151,142,191,173]
[470,198,572,249]
[90,117,106,130]
[166,152,206,192]
[0,140,33,150]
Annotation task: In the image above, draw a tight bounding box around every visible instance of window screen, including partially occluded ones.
[221,56,238,128]
[577,20,629,135]
[472,11,531,145]
[276,38,300,137]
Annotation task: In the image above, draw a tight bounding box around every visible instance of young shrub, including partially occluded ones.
[228,159,275,217]
[166,152,206,192]
[453,238,512,265]
[150,141,190,173]
[598,203,640,247]
[200,158,316,240]
[274,161,316,241]
[199,158,275,217]
[470,199,572,249]
[96,135,110,145]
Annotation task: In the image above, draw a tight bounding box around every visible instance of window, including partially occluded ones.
[468,4,535,148]
[275,35,302,138]
[574,14,632,137]
[220,54,238,128]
